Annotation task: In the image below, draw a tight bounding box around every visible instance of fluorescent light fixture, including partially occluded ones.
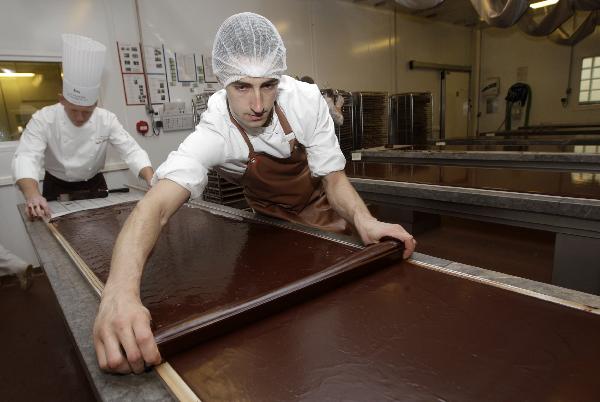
[0,72,35,77]
[530,0,559,9]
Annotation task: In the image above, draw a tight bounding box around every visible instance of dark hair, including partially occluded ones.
[321,89,335,98]
[299,75,315,84]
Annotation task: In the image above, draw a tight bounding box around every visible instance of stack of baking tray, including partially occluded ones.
[336,90,354,159]
[322,89,354,159]
[202,170,248,209]
[389,92,432,146]
[352,91,389,149]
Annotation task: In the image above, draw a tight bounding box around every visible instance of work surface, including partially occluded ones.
[346,161,600,199]
[22,192,600,401]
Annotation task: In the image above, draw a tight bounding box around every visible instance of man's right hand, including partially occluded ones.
[93,292,161,374]
[25,195,51,220]
[92,180,190,374]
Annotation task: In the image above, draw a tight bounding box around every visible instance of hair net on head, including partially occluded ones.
[212,12,287,87]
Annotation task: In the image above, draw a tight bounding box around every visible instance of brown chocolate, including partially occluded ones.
[169,260,600,402]
[346,161,600,199]
[51,202,402,357]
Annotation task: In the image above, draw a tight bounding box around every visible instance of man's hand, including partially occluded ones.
[93,292,161,374]
[138,166,154,189]
[355,214,416,260]
[322,171,416,259]
[25,194,51,220]
[16,178,51,220]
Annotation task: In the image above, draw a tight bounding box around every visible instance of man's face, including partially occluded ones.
[59,95,97,127]
[225,77,279,129]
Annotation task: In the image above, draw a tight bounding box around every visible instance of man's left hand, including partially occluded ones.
[356,216,416,259]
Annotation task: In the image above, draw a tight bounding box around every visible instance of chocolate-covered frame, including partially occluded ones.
[48,201,404,358]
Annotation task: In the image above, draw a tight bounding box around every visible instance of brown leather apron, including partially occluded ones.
[228,104,350,235]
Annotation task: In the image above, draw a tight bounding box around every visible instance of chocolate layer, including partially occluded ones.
[51,202,402,357]
[169,260,600,402]
[346,161,600,199]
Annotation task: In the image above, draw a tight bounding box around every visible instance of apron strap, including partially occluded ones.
[228,106,255,153]
[274,104,293,135]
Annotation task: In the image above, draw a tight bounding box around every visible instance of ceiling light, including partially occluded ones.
[0,72,35,78]
[530,0,559,9]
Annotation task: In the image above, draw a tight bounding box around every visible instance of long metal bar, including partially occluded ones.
[409,60,471,72]
[440,71,446,139]
[355,151,600,172]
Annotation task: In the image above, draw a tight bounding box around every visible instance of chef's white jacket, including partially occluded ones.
[154,75,346,199]
[0,243,28,276]
[12,103,151,182]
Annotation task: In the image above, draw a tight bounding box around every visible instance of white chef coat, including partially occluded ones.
[12,103,151,182]
[0,243,28,276]
[153,75,346,200]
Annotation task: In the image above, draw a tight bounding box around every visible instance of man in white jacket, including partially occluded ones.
[12,34,153,220]
[93,12,416,374]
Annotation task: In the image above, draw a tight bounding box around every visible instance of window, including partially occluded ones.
[579,56,600,104]
[0,61,62,142]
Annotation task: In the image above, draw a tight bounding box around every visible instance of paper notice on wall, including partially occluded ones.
[175,52,197,82]
[147,74,169,104]
[143,45,166,75]
[117,42,143,73]
[175,53,196,82]
[162,48,177,84]
[202,55,218,83]
[122,74,147,105]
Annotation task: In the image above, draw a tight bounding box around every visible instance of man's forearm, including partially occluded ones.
[322,170,374,227]
[16,178,41,200]
[93,180,190,374]
[103,180,189,297]
[104,200,163,296]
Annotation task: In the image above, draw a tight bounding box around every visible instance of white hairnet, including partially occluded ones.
[212,12,287,87]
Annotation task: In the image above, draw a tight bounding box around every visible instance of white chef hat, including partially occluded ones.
[61,34,106,106]
[212,12,287,87]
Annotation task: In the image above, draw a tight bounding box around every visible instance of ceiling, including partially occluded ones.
[347,0,483,27]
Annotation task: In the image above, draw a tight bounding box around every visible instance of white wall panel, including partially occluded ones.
[395,15,473,135]
[311,1,395,91]
[478,27,600,133]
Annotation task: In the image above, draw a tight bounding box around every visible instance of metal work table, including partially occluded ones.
[20,193,600,401]
[348,173,600,294]
[481,128,600,136]
[428,137,600,146]
[355,147,600,172]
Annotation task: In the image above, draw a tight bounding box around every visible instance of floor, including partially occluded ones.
[0,271,96,402]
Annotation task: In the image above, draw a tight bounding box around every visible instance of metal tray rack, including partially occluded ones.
[203,170,248,209]
[352,91,389,150]
[337,90,355,159]
[389,92,432,146]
